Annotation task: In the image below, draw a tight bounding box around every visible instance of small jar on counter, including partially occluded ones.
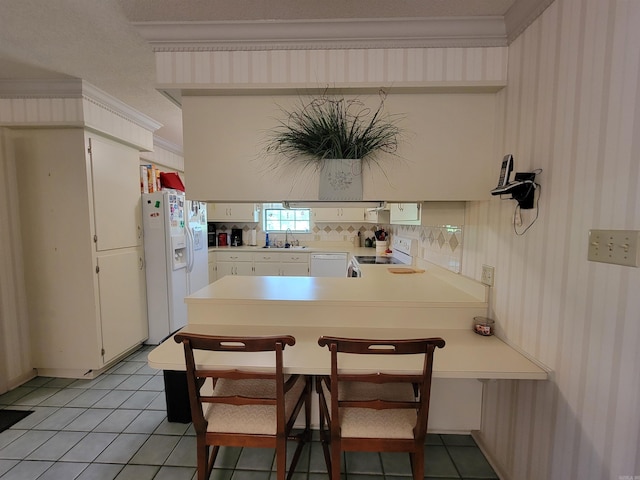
[473,317,495,336]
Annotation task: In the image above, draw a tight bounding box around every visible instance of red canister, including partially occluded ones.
[218,233,228,246]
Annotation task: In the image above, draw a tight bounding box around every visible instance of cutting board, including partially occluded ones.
[388,267,426,274]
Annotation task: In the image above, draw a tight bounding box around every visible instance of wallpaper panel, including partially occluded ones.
[462,1,640,479]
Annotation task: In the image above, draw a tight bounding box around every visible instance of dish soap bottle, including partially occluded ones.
[265,232,269,247]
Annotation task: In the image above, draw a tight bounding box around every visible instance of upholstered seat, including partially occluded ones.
[203,377,308,435]
[175,333,311,480]
[316,336,445,480]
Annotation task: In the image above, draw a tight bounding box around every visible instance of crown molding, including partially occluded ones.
[153,136,183,156]
[0,79,162,132]
[133,17,508,50]
[504,0,556,43]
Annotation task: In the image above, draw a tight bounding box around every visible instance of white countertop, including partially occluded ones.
[187,272,485,308]
[150,256,548,382]
[149,324,548,380]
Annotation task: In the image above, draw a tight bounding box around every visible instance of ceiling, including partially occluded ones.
[0,0,552,152]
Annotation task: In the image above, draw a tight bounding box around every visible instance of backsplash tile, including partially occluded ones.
[212,221,463,273]
[393,225,463,273]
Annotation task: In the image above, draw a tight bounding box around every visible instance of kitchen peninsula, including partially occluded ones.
[149,265,548,432]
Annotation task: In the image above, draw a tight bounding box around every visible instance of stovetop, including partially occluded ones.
[354,256,407,265]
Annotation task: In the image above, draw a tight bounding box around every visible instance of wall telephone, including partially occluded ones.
[490,154,538,209]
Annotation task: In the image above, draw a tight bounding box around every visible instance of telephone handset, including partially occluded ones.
[497,154,513,188]
[491,154,517,195]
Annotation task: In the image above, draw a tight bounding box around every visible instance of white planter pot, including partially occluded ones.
[318,158,363,201]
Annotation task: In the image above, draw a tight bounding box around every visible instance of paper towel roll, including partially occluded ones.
[249,229,257,246]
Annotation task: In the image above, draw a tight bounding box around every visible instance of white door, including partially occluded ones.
[89,135,141,251]
[98,248,148,363]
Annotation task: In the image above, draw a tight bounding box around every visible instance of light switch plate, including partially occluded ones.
[588,230,639,267]
[481,264,494,286]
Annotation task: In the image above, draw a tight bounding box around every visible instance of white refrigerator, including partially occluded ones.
[142,191,208,344]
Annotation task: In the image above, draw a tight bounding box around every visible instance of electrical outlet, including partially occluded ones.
[481,264,494,286]
[588,230,639,267]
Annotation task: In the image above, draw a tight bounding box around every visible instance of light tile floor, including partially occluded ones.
[0,346,498,479]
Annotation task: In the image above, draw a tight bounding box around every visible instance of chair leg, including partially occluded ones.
[276,436,287,480]
[410,447,425,480]
[196,439,208,480]
[330,439,341,480]
[304,376,312,435]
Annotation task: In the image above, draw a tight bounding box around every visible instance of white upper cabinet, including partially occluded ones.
[90,136,142,251]
[389,203,421,224]
[364,208,391,224]
[207,203,260,222]
[313,207,365,223]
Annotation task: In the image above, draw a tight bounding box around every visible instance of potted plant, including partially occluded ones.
[265,90,402,200]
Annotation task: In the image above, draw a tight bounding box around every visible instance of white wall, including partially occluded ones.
[462,1,640,478]
[0,128,33,392]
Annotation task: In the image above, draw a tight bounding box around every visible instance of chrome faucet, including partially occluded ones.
[285,228,298,247]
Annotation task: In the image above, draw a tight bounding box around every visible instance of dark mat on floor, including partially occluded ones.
[0,409,34,433]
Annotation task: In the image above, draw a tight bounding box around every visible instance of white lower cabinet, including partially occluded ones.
[97,248,148,364]
[211,251,310,278]
[208,253,217,282]
[216,251,254,279]
[254,252,309,276]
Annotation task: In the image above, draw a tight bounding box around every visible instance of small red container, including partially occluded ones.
[473,317,494,336]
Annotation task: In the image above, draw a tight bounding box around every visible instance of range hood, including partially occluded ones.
[282,201,387,209]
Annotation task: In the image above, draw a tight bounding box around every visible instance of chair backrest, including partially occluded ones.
[174,333,296,434]
[317,336,445,440]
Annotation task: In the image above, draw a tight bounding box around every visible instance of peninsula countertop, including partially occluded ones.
[185,265,488,330]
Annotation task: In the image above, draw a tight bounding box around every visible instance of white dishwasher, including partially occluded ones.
[310,253,348,277]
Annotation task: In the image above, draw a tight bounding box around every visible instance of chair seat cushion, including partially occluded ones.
[203,376,306,435]
[321,381,418,439]
[341,407,417,439]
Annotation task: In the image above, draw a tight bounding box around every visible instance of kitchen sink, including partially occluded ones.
[262,245,308,249]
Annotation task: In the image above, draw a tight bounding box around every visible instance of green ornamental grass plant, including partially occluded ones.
[266,90,402,169]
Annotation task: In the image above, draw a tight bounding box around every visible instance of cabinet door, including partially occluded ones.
[97,248,148,364]
[254,262,281,276]
[208,203,258,222]
[217,261,254,278]
[340,208,365,222]
[390,203,421,224]
[280,263,309,276]
[90,135,142,250]
[235,262,254,276]
[208,261,217,282]
[216,261,234,279]
[314,208,363,222]
[365,209,391,224]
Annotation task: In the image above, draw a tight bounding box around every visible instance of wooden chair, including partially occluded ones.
[174,333,312,480]
[316,336,446,480]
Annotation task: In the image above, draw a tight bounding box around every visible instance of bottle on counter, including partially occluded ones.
[265,232,270,247]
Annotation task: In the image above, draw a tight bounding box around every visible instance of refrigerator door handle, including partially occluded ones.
[185,225,194,273]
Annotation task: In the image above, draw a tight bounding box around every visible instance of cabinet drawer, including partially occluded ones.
[279,253,309,263]
[216,251,253,262]
[254,253,279,262]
